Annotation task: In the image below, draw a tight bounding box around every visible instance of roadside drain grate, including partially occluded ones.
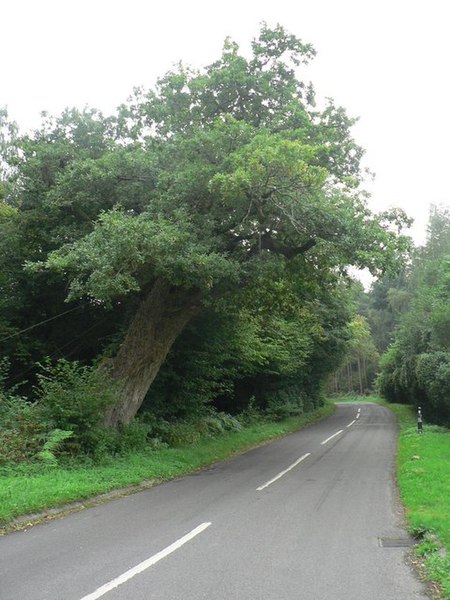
[378,537,416,548]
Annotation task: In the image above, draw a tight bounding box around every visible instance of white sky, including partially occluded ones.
[2,0,449,246]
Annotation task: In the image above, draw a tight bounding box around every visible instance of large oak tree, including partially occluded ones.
[3,25,411,426]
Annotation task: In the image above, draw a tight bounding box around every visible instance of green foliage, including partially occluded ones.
[0,358,160,465]
[376,344,403,403]
[0,403,334,529]
[0,359,47,464]
[39,208,240,302]
[205,412,243,434]
[0,24,414,432]
[377,206,450,424]
[8,24,410,310]
[329,314,379,394]
[361,272,411,353]
[152,412,243,447]
[35,429,74,466]
[416,352,450,417]
[0,393,47,464]
[84,421,156,460]
[35,359,119,453]
[0,108,19,180]
[264,386,311,421]
[145,259,350,421]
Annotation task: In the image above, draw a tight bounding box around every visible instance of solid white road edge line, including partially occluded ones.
[321,430,344,445]
[78,522,212,600]
[346,420,356,428]
[256,453,311,491]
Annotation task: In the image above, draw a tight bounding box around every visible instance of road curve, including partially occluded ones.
[0,403,427,599]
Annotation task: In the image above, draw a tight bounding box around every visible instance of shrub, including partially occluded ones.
[0,394,47,464]
[152,420,203,447]
[376,345,399,403]
[415,352,450,424]
[237,396,264,425]
[265,400,304,421]
[149,411,243,448]
[203,412,242,435]
[376,344,414,405]
[117,421,154,451]
[35,359,119,454]
[35,429,74,466]
[262,381,318,421]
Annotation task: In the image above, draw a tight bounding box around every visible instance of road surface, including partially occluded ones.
[0,403,427,599]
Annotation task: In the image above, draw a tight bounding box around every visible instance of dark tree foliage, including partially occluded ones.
[377,206,450,425]
[328,314,379,395]
[362,274,411,353]
[148,259,353,419]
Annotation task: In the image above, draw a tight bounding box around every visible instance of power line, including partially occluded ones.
[6,313,111,385]
[0,305,84,344]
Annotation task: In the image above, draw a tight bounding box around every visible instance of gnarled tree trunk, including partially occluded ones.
[104,278,202,428]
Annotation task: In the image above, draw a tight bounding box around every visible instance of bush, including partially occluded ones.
[35,359,119,454]
[378,346,450,424]
[35,429,74,466]
[203,412,243,435]
[77,420,156,460]
[0,358,49,463]
[237,396,264,425]
[376,345,399,403]
[265,400,304,421]
[0,358,157,463]
[0,393,47,464]
[262,381,318,421]
[149,411,243,448]
[415,352,450,424]
[376,344,415,405]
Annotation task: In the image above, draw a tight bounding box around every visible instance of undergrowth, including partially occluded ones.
[0,402,335,528]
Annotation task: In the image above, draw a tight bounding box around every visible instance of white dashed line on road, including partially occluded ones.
[347,420,356,428]
[321,430,343,445]
[78,522,212,600]
[256,453,311,491]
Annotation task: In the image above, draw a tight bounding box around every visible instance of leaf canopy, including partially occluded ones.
[3,24,411,304]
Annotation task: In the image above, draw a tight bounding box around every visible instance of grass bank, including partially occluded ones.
[0,402,334,531]
[333,395,450,599]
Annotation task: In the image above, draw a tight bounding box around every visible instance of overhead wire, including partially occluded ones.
[0,304,84,344]
[5,313,112,385]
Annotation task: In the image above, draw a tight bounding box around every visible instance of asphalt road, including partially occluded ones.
[0,403,428,599]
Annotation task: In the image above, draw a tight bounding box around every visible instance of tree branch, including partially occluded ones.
[260,233,316,257]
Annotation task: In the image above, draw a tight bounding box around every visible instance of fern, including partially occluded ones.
[35,429,73,466]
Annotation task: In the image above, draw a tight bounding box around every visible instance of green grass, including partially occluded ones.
[0,403,334,530]
[333,395,450,598]
[332,394,381,403]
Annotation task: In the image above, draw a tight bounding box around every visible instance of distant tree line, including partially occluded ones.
[327,315,379,395]
[376,206,450,425]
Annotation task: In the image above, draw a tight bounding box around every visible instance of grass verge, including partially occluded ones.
[333,395,450,599]
[0,402,334,532]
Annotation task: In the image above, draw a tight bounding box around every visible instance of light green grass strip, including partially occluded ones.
[0,403,334,529]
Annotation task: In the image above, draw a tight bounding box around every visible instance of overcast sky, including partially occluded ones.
[2,0,449,246]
